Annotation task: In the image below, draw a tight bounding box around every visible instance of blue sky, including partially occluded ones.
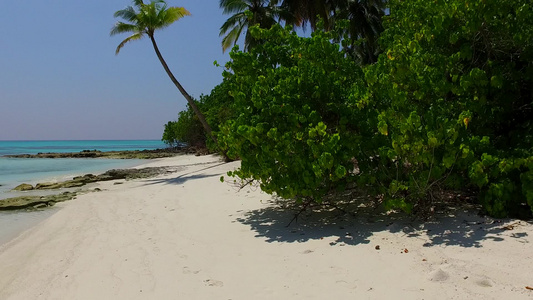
[0,1,233,140]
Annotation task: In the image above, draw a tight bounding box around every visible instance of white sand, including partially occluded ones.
[0,154,532,299]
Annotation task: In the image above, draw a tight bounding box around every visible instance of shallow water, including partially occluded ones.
[0,140,165,246]
[0,140,165,200]
[0,157,143,200]
[0,158,142,247]
[0,208,60,246]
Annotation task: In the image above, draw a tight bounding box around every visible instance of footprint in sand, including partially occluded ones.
[475,278,494,287]
[429,268,450,282]
[182,267,200,275]
[204,279,224,287]
[335,280,357,290]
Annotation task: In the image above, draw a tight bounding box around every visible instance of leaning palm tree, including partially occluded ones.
[111,0,218,147]
[219,0,284,52]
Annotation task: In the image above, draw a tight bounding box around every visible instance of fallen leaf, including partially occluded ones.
[404,248,409,253]
[526,286,533,290]
[375,245,380,250]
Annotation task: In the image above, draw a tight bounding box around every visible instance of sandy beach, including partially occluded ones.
[0,154,532,299]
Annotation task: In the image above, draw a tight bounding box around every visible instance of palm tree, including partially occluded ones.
[334,0,386,64]
[280,0,341,30]
[281,0,386,64]
[111,0,218,147]
[219,0,284,52]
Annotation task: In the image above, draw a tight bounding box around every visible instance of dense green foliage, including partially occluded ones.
[162,109,205,148]
[220,26,367,201]
[162,80,235,150]
[219,0,386,63]
[162,121,180,147]
[220,0,533,218]
[367,0,533,217]
[161,0,532,218]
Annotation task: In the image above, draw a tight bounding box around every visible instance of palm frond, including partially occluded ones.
[115,32,144,55]
[114,6,138,22]
[219,0,281,51]
[219,12,247,35]
[221,22,244,52]
[110,22,140,36]
[159,6,191,28]
[220,0,249,14]
[112,0,191,54]
[137,1,156,28]
[133,0,145,7]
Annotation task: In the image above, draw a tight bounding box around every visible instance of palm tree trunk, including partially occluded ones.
[149,36,220,148]
[149,36,232,161]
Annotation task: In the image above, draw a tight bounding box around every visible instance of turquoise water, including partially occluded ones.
[0,140,166,200]
[0,140,165,156]
[0,140,169,246]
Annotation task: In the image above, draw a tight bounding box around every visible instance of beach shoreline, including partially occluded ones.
[0,155,180,249]
[2,147,200,159]
[0,154,532,299]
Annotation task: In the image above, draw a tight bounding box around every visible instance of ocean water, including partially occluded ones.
[0,140,165,156]
[0,140,166,200]
[0,140,166,245]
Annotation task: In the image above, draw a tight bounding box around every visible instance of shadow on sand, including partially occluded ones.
[142,162,226,186]
[235,200,529,248]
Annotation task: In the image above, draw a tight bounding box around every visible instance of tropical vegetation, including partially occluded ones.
[219,0,284,52]
[218,0,386,63]
[161,0,532,218]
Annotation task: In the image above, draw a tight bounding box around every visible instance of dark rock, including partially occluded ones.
[73,174,95,180]
[19,166,180,193]
[98,167,168,181]
[61,181,86,188]
[12,183,34,191]
[35,182,62,190]
[0,192,77,211]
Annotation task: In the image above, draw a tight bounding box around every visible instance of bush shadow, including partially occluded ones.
[235,200,530,248]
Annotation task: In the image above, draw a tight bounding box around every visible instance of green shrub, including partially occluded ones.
[221,0,533,218]
[162,106,205,148]
[366,0,533,217]
[221,26,372,201]
[162,80,236,151]
[162,121,180,148]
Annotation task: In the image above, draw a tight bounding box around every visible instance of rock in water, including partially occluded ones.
[0,192,77,210]
[12,183,34,191]
[35,182,62,190]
